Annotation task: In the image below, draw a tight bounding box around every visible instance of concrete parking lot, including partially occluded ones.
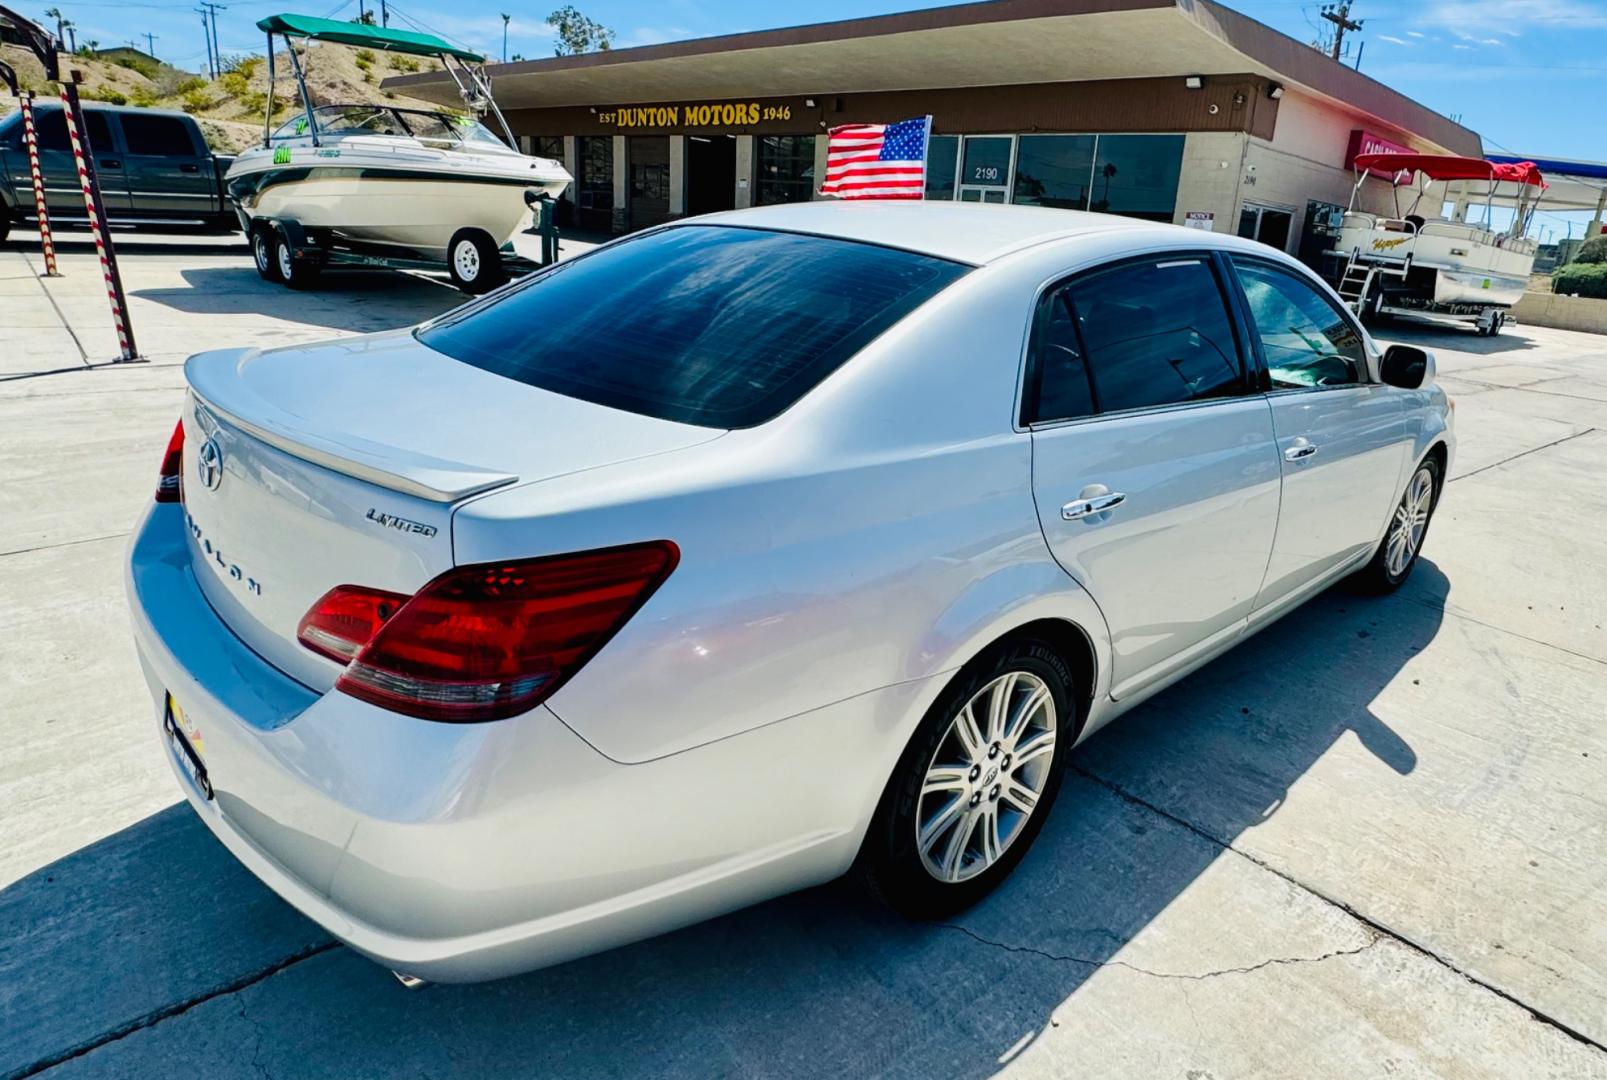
[2,228,1605,1079]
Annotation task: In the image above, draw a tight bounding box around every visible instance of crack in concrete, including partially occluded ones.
[1449,427,1598,483]
[236,994,272,1080]
[940,922,1380,980]
[1070,765,1607,1056]
[8,940,337,1080]
[0,532,130,560]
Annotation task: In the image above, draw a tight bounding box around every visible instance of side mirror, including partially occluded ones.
[1381,344,1434,390]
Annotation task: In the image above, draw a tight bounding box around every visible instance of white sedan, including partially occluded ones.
[126,202,1452,983]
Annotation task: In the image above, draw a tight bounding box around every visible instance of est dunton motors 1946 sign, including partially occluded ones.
[597,100,797,129]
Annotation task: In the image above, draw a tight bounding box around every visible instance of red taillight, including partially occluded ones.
[297,584,412,663]
[155,420,184,503]
[299,541,679,723]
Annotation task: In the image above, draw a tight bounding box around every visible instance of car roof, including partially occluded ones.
[690,201,1208,265]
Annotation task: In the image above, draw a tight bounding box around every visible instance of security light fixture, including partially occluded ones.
[805,98,816,107]
[1184,75,1203,89]
[1268,82,1285,99]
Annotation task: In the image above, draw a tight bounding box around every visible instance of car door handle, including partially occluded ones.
[100,158,122,169]
[1284,443,1319,461]
[1062,492,1127,520]
[180,163,200,173]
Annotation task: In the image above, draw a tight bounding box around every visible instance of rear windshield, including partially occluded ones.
[416,225,969,428]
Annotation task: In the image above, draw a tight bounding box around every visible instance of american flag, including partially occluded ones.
[819,116,931,200]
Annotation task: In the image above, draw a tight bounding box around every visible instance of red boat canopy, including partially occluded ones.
[1353,153,1546,187]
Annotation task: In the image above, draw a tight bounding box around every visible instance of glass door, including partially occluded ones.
[1237,202,1296,252]
[958,135,1013,204]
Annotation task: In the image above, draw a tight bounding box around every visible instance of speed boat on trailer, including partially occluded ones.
[226,13,571,292]
[1329,152,1545,336]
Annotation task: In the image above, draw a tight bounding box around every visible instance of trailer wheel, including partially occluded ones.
[252,225,283,282]
[448,229,505,294]
[273,229,323,290]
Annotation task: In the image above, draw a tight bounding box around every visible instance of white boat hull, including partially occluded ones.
[227,140,571,259]
[243,174,536,256]
[1336,212,1536,311]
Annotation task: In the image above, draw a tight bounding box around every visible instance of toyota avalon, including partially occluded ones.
[126,202,1451,983]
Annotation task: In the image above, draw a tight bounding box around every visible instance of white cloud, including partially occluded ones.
[1379,34,1412,44]
[1415,0,1607,30]
[1452,43,1473,49]
[1406,30,1427,37]
[1478,37,1506,45]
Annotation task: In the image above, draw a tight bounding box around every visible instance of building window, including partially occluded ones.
[1090,134,1184,222]
[925,134,959,200]
[1013,135,1096,210]
[577,135,613,212]
[755,135,816,205]
[532,135,564,160]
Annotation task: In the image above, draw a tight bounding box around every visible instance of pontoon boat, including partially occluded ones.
[1329,153,1545,336]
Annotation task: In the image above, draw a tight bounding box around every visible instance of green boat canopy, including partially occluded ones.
[256,13,484,63]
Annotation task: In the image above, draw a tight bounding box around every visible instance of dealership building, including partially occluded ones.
[388,0,1482,262]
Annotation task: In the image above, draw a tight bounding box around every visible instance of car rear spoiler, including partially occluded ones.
[185,348,519,502]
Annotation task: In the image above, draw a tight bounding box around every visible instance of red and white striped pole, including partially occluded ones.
[16,91,61,277]
[59,74,142,362]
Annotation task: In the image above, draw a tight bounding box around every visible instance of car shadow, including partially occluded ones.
[0,565,1447,1079]
[128,267,463,334]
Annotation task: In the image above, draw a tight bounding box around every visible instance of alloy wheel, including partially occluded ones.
[276,241,293,282]
[916,671,1057,883]
[254,232,270,273]
[1386,466,1434,577]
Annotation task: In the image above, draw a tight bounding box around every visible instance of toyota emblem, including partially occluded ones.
[196,437,224,492]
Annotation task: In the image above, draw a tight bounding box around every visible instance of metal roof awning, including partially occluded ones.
[1487,153,1607,214]
[257,13,484,63]
[381,0,1478,157]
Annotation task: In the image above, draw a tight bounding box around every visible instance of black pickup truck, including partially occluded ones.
[0,102,237,239]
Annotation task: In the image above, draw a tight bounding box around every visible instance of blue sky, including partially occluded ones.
[32,0,1607,233]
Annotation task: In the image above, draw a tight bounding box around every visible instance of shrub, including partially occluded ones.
[130,86,159,108]
[390,55,419,72]
[218,71,250,97]
[354,49,376,66]
[87,87,128,105]
[220,54,262,77]
[173,76,207,95]
[239,91,268,115]
[1575,234,1607,265]
[181,87,211,113]
[113,56,158,78]
[1552,263,1607,300]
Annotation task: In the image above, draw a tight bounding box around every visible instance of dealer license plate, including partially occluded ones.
[164,693,213,801]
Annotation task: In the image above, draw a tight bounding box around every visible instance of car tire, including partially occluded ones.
[859,638,1075,920]
[1355,455,1441,593]
[252,225,283,282]
[0,206,12,244]
[448,228,505,294]
[274,230,322,290]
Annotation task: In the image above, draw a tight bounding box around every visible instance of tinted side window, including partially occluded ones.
[122,114,195,156]
[1027,291,1096,423]
[1070,257,1244,413]
[32,110,114,153]
[1231,260,1366,389]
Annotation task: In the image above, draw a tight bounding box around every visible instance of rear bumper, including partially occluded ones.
[126,503,917,982]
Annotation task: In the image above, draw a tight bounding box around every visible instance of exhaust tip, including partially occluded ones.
[392,971,429,990]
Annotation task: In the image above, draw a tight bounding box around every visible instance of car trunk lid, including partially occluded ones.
[180,333,722,691]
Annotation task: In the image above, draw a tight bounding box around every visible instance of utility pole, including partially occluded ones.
[1320,3,1362,62]
[197,8,215,77]
[144,32,158,59]
[63,20,75,53]
[357,0,366,23]
[380,0,388,26]
[199,1,225,74]
[501,13,509,62]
